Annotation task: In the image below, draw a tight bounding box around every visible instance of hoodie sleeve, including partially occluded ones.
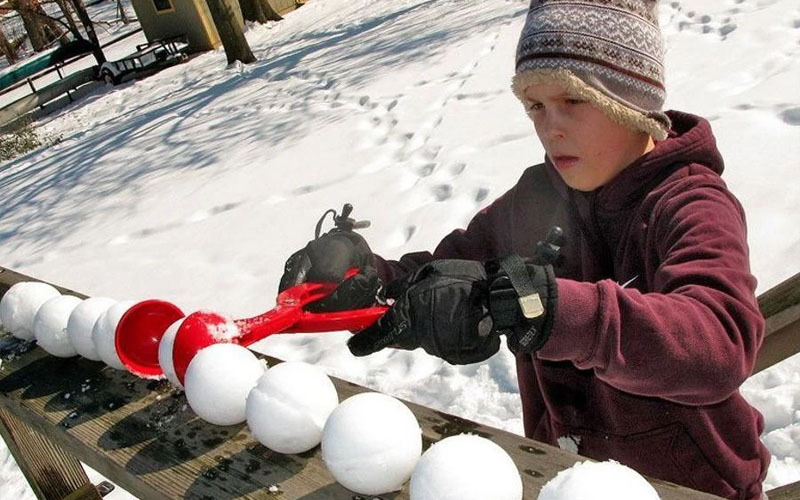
[537,173,765,406]
[371,188,514,283]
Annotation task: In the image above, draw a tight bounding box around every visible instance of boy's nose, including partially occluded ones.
[541,112,567,141]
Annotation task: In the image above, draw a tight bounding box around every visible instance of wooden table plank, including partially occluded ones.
[0,407,101,500]
[0,266,729,499]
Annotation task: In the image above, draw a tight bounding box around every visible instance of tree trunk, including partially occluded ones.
[205,0,256,65]
[116,0,129,24]
[239,0,267,24]
[0,25,17,65]
[260,0,282,21]
[12,0,47,52]
[54,0,81,37]
[67,0,105,64]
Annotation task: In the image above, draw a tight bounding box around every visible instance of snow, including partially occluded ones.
[410,433,522,500]
[245,361,339,454]
[322,392,422,495]
[183,342,265,426]
[0,0,798,497]
[537,460,659,500]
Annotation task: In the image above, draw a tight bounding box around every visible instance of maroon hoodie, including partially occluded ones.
[373,111,769,499]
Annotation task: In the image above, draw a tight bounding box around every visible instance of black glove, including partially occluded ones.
[347,255,558,362]
[348,260,499,364]
[279,206,381,312]
[485,254,558,354]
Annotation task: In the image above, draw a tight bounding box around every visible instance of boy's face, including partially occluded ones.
[523,82,654,192]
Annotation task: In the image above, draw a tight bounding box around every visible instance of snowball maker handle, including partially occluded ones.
[171,267,387,386]
[234,269,387,345]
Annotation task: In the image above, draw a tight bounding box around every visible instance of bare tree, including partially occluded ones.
[53,0,80,36]
[238,0,282,23]
[65,0,106,64]
[9,0,64,52]
[0,25,17,65]
[116,0,130,24]
[260,0,282,21]
[205,0,255,65]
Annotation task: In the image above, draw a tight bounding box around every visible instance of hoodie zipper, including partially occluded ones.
[568,190,614,279]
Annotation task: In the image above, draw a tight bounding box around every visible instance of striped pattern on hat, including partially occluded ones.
[512,0,671,140]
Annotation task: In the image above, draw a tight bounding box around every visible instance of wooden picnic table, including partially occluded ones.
[2,265,797,500]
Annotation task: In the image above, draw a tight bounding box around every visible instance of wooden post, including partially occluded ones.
[755,271,800,373]
[0,408,101,500]
[767,480,800,500]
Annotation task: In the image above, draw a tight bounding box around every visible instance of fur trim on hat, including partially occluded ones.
[512,69,669,141]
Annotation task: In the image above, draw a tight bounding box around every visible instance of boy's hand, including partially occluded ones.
[346,256,558,362]
[279,230,381,312]
[347,260,500,365]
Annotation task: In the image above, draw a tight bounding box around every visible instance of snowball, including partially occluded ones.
[91,300,135,370]
[66,297,116,361]
[184,343,265,426]
[158,318,184,388]
[322,392,421,495]
[537,460,659,500]
[410,434,522,500]
[33,295,82,357]
[0,282,60,340]
[246,361,339,454]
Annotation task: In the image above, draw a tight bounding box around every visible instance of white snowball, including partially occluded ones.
[537,460,659,500]
[66,297,116,361]
[410,434,522,500]
[33,295,83,357]
[91,300,135,370]
[184,343,265,426]
[0,282,60,340]
[246,361,339,454]
[322,392,422,495]
[158,318,184,388]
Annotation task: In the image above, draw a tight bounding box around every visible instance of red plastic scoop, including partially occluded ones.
[115,277,387,382]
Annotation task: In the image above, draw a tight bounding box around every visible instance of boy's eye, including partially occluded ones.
[566,98,586,105]
[528,102,544,111]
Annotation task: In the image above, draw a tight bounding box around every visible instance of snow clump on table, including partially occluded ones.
[537,460,659,500]
[158,317,185,388]
[409,433,522,500]
[33,295,82,357]
[66,297,117,361]
[322,392,422,495]
[246,361,339,454]
[0,282,60,340]
[91,300,136,370]
[184,342,265,426]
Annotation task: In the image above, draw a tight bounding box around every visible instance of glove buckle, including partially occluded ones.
[519,293,544,319]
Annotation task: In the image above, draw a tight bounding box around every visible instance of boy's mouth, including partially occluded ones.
[552,155,579,170]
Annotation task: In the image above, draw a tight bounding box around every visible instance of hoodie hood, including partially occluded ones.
[545,111,725,212]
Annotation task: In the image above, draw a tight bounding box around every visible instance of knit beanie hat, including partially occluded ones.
[512,0,671,140]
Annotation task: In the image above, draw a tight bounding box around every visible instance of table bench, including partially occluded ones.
[1,265,797,499]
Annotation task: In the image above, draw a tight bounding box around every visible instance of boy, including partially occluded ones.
[279,1,769,498]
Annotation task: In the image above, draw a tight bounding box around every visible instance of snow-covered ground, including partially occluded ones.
[0,0,798,497]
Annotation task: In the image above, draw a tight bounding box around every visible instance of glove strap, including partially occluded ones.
[488,254,550,353]
[489,254,544,328]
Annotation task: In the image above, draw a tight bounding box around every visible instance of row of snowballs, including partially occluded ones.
[182,343,660,499]
[0,281,660,499]
[0,281,133,368]
[190,343,525,498]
